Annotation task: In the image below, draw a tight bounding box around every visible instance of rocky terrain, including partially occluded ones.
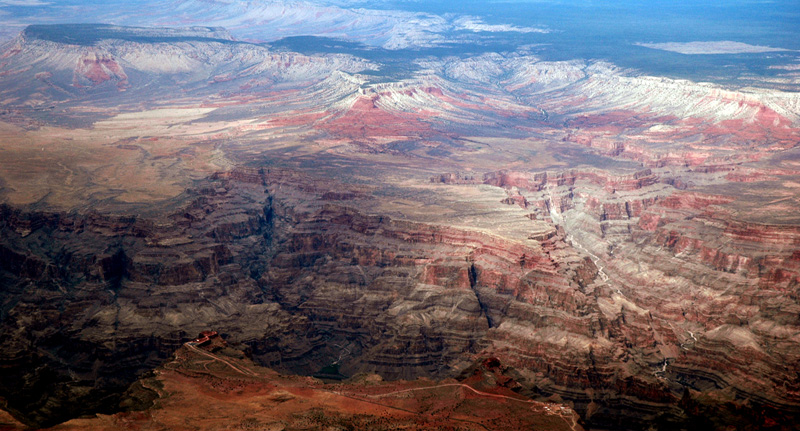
[0,23,800,430]
[0,334,582,431]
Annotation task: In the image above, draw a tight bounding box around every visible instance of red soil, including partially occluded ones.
[42,344,583,431]
[321,95,433,139]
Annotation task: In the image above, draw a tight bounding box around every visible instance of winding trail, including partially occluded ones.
[358,383,581,431]
[184,342,259,377]
[179,342,581,430]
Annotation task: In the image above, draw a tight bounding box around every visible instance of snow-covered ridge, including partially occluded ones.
[295,52,800,132]
[424,53,800,125]
[2,25,798,130]
[0,32,374,90]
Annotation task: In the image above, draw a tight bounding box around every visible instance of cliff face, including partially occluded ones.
[3,165,799,430]
[0,176,300,427]
[432,165,800,429]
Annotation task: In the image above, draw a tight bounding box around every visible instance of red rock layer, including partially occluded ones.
[2,164,800,430]
[72,49,128,90]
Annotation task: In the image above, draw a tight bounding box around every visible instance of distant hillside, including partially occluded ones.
[22,24,235,46]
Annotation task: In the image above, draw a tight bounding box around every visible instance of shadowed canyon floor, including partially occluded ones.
[1,22,800,430]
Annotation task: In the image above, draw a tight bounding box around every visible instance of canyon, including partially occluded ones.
[0,19,799,431]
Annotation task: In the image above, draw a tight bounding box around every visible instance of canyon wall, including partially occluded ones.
[3,166,798,430]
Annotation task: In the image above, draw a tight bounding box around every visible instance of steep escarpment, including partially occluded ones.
[217,168,596,381]
[0,166,615,426]
[197,167,800,429]
[0,175,312,427]
[3,162,800,429]
[465,167,800,429]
